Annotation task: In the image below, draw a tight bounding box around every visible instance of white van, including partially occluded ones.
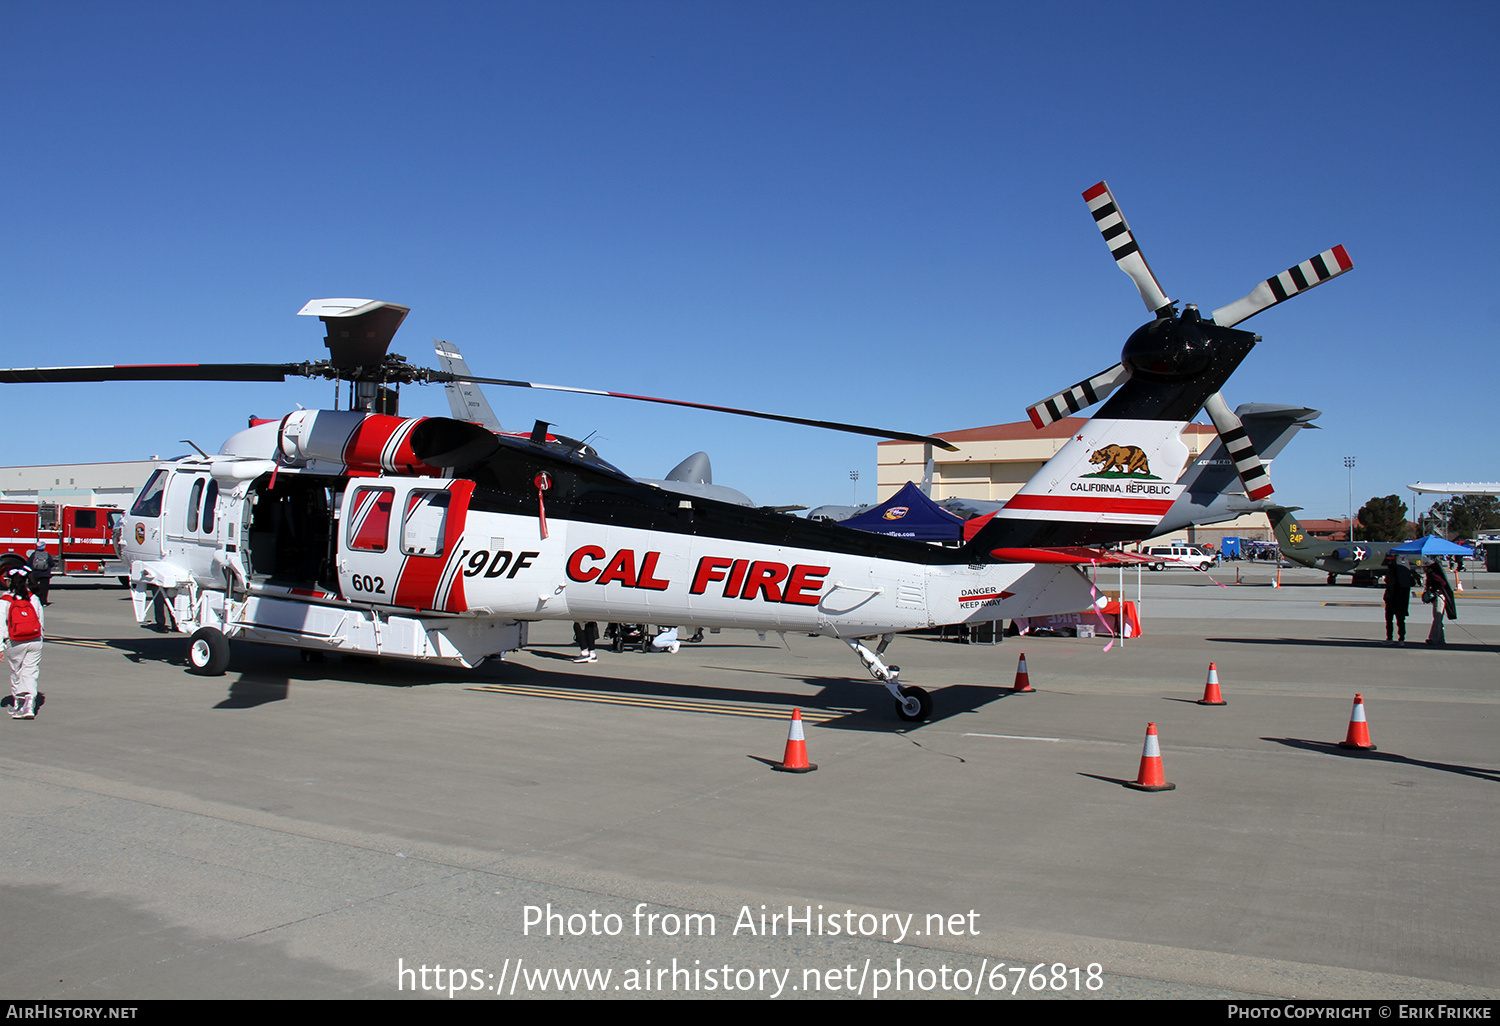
[1142,544,1217,570]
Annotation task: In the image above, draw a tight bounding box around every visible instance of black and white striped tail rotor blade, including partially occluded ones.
[1211,245,1353,328]
[1083,181,1173,314]
[1203,392,1274,500]
[1026,363,1128,428]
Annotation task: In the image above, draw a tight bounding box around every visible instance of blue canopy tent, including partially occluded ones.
[1389,536,1476,556]
[838,481,967,542]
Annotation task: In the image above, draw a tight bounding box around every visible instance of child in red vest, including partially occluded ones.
[2,567,44,719]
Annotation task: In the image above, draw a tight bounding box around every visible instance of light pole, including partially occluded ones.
[1344,456,1356,543]
[850,470,860,506]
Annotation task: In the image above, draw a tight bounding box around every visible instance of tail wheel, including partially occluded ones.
[187,627,231,676]
[894,685,932,722]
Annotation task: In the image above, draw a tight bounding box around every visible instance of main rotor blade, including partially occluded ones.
[0,363,300,383]
[1211,245,1352,328]
[428,372,959,451]
[1025,363,1128,428]
[1203,391,1273,500]
[1083,181,1173,314]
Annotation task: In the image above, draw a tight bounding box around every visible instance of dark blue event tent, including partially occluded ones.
[838,481,967,542]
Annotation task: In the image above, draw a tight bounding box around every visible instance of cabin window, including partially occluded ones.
[401,490,450,556]
[347,487,394,552]
[74,510,97,530]
[202,480,218,534]
[186,479,205,533]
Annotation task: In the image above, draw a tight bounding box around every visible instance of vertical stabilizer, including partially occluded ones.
[433,340,502,431]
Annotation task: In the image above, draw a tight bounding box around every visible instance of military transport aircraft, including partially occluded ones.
[0,181,1352,720]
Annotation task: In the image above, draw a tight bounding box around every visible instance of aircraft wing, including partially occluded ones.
[988,547,1164,566]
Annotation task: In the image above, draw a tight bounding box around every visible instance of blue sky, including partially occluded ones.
[3,1,1496,522]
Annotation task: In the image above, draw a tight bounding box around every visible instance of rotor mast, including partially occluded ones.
[297,298,413,415]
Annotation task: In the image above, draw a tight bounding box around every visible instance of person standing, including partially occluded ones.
[1383,557,1416,646]
[1,567,45,719]
[26,540,58,606]
[573,621,599,663]
[1421,560,1457,646]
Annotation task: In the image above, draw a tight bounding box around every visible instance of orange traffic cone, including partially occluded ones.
[772,709,818,773]
[1338,693,1377,751]
[1012,653,1034,693]
[1197,662,1226,706]
[1125,722,1176,791]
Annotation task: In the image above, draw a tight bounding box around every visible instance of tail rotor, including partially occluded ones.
[1025,181,1354,503]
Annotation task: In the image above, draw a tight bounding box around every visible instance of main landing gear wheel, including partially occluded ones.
[894,685,932,722]
[186,627,230,676]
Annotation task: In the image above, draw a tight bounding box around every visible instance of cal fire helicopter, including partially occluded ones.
[0,182,1351,720]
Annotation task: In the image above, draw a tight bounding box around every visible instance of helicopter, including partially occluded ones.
[0,182,1352,720]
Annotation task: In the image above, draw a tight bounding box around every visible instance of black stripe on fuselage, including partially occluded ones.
[462,436,980,566]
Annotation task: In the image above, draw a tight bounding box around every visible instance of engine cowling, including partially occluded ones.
[277,411,441,475]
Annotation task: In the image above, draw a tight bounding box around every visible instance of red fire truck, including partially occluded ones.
[0,502,126,577]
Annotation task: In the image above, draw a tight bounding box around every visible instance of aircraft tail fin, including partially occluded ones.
[962,312,1262,558]
[1265,505,1310,554]
[433,340,503,431]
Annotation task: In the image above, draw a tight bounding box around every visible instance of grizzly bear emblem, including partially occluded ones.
[1089,444,1151,476]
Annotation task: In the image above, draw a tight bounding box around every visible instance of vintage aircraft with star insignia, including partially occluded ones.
[1266,506,1409,585]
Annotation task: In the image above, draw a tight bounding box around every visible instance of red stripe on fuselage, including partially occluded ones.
[1003,495,1174,516]
[391,481,474,612]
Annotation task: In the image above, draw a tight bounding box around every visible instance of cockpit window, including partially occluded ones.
[130,471,168,518]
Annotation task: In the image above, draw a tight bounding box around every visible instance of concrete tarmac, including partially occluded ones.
[1,567,1496,1000]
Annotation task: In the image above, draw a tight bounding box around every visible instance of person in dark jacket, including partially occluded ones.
[1421,560,1457,646]
[1383,557,1416,646]
[26,541,58,605]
